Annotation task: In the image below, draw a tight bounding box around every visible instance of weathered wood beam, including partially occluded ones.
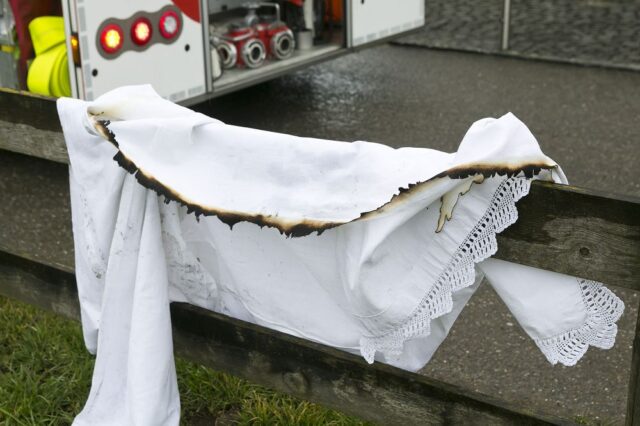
[0,249,568,425]
[2,87,640,288]
[171,300,571,425]
[1,140,638,290]
[0,89,59,132]
[495,180,640,290]
[0,89,67,163]
[0,250,79,320]
[627,308,640,426]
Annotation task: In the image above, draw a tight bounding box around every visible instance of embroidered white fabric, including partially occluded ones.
[360,177,531,363]
[535,279,624,366]
[56,85,625,426]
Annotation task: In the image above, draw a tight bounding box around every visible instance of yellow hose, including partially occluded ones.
[27,17,70,97]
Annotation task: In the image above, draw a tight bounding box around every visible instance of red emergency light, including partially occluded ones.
[99,23,124,54]
[159,10,180,39]
[131,17,153,45]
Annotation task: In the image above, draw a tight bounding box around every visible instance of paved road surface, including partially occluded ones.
[2,44,640,424]
[397,0,640,69]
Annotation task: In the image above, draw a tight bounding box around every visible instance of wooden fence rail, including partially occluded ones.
[1,88,639,425]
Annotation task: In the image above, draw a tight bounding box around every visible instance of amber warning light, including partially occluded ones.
[70,33,80,66]
[100,24,123,53]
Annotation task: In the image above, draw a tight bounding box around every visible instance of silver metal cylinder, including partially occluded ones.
[271,29,295,60]
[242,38,266,68]
[216,40,238,69]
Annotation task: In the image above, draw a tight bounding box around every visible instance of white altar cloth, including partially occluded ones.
[57,85,623,426]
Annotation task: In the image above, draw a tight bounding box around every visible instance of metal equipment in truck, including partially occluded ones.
[0,0,424,105]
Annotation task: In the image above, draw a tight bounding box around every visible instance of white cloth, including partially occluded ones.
[57,85,624,426]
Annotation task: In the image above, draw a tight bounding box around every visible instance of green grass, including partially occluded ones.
[0,295,369,425]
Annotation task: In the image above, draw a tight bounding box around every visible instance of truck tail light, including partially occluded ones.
[159,10,180,39]
[100,24,124,54]
[131,18,152,45]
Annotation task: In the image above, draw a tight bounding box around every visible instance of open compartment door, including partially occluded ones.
[348,0,424,47]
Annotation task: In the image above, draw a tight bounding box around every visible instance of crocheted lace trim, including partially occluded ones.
[360,177,531,363]
[534,279,624,366]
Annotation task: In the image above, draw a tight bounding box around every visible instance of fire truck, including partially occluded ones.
[0,0,424,105]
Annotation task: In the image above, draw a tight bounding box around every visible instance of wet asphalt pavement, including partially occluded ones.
[2,44,640,424]
[397,0,640,70]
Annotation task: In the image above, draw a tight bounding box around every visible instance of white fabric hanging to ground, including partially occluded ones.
[57,85,624,426]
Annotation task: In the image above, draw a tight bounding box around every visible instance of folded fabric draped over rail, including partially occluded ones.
[57,85,623,426]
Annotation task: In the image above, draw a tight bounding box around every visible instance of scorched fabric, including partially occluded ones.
[56,85,624,426]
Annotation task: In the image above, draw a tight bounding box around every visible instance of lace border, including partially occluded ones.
[360,176,531,363]
[534,279,624,366]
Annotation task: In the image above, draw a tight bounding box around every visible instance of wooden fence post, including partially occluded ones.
[626,308,640,425]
